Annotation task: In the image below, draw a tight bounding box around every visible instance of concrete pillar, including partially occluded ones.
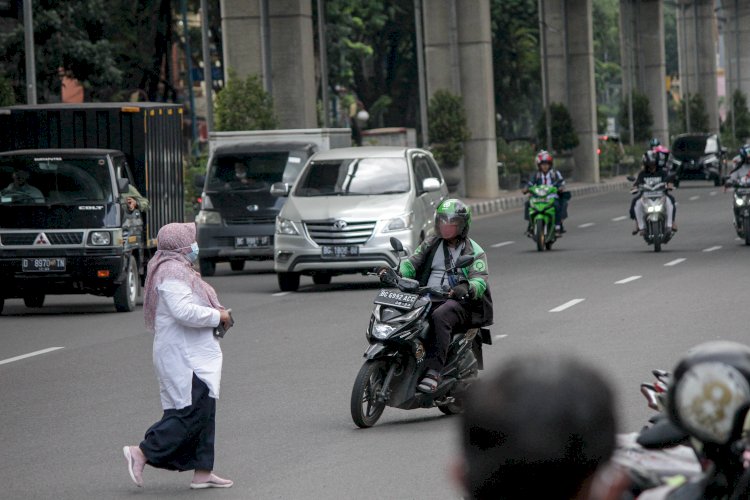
[676,0,719,133]
[541,0,599,183]
[722,0,750,108]
[220,0,316,128]
[423,0,499,198]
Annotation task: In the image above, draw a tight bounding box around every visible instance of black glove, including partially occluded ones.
[451,283,471,300]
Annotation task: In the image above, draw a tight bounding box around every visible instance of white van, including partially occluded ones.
[271,146,448,291]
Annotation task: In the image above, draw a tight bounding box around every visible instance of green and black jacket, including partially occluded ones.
[399,233,493,327]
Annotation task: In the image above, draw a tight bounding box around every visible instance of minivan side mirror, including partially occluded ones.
[422,177,441,192]
[270,182,291,197]
[117,178,130,194]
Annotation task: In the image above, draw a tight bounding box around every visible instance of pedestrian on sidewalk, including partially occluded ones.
[123,222,234,489]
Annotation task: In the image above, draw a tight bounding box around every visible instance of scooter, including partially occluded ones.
[725,177,750,245]
[632,177,674,252]
[350,237,491,428]
[526,184,559,251]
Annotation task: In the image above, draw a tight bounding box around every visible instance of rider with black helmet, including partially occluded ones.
[631,150,676,235]
[395,199,493,393]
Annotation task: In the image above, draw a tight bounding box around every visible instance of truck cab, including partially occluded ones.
[0,149,143,313]
[195,142,316,275]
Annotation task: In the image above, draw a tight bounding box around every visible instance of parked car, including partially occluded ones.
[272,146,448,292]
[669,133,728,187]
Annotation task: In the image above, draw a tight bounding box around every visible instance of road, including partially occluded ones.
[1,181,748,499]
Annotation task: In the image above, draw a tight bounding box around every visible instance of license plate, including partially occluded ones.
[642,191,663,198]
[321,245,359,258]
[22,257,66,272]
[373,289,419,309]
[235,236,271,248]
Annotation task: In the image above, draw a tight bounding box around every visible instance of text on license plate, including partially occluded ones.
[22,257,66,272]
[321,245,359,258]
[373,289,419,309]
[235,236,271,248]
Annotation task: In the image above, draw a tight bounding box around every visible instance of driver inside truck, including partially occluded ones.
[122,184,149,213]
[1,169,44,202]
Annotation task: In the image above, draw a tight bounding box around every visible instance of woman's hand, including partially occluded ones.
[219,309,233,330]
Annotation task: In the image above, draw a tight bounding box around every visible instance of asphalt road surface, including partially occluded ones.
[1,181,748,499]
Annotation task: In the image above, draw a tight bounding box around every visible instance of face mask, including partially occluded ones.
[235,171,247,179]
[439,223,459,240]
[186,242,199,263]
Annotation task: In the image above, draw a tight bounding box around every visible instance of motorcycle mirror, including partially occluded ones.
[389,237,404,253]
[626,175,636,182]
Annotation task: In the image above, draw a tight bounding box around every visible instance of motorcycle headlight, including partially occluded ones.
[382,212,413,233]
[736,197,745,206]
[372,322,396,339]
[646,203,664,213]
[276,217,300,235]
[195,210,222,225]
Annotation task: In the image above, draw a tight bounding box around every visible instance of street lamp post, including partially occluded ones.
[23,0,36,105]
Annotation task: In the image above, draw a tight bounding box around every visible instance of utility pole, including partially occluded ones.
[538,0,552,151]
[180,0,198,154]
[259,0,272,96]
[23,0,36,104]
[200,0,214,134]
[317,0,330,127]
[414,0,428,146]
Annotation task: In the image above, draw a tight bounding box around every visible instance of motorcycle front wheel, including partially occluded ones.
[535,219,545,251]
[351,360,388,428]
[650,220,662,252]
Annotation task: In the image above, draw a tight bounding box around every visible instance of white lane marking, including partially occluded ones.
[612,216,628,221]
[664,258,686,267]
[549,299,585,312]
[272,292,291,297]
[491,241,515,248]
[495,334,508,340]
[689,195,700,201]
[703,246,722,253]
[710,191,718,196]
[578,222,595,228]
[0,347,64,366]
[615,275,642,284]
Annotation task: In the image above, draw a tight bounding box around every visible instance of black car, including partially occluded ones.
[669,133,728,187]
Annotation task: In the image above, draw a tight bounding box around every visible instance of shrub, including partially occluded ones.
[536,103,579,152]
[618,91,653,142]
[214,69,278,131]
[428,89,470,167]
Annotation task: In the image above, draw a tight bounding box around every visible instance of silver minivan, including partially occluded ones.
[271,146,448,291]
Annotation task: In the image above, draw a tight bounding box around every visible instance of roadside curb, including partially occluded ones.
[466,178,632,216]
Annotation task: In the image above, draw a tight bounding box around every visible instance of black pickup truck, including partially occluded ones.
[0,103,184,314]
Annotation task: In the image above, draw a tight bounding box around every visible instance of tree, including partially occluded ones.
[214,70,278,131]
[676,93,709,134]
[0,74,16,106]
[536,103,579,152]
[724,90,750,142]
[428,90,470,167]
[619,91,654,142]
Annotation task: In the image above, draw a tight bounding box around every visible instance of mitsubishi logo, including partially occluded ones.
[333,220,348,230]
[34,232,51,245]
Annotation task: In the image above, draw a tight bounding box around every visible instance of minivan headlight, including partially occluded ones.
[195,210,222,225]
[89,231,111,245]
[382,212,413,233]
[276,217,300,235]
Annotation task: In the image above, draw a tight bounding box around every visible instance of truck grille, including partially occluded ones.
[1,231,84,246]
[305,220,376,245]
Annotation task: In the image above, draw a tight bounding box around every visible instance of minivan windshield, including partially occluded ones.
[207,152,305,192]
[0,156,113,205]
[294,157,409,196]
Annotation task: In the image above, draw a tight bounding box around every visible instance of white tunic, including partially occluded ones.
[153,279,222,410]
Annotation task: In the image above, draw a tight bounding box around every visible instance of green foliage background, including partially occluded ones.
[427,90,470,167]
[214,71,278,132]
[536,103,580,152]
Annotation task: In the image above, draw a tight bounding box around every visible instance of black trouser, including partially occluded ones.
[140,373,216,472]
[425,299,471,373]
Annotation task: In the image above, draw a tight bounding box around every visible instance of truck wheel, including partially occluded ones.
[0,298,4,315]
[229,260,245,272]
[199,259,216,276]
[277,272,300,292]
[23,294,45,308]
[114,258,138,312]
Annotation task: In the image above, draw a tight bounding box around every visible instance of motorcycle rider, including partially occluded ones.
[523,150,568,235]
[725,144,750,187]
[387,199,493,394]
[630,150,677,234]
[632,150,676,236]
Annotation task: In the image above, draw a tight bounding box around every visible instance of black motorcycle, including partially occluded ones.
[350,237,491,428]
[725,178,750,245]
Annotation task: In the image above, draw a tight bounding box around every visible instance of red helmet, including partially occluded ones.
[535,150,553,168]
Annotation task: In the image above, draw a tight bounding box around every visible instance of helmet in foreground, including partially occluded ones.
[435,198,472,240]
[535,150,553,169]
[667,341,750,445]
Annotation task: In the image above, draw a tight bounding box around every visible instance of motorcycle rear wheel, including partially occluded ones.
[351,360,388,428]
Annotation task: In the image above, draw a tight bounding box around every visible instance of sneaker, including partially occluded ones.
[417,370,441,393]
[190,473,233,489]
[123,446,145,487]
[671,224,678,232]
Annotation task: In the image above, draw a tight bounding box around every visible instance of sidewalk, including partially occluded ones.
[464,176,632,216]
